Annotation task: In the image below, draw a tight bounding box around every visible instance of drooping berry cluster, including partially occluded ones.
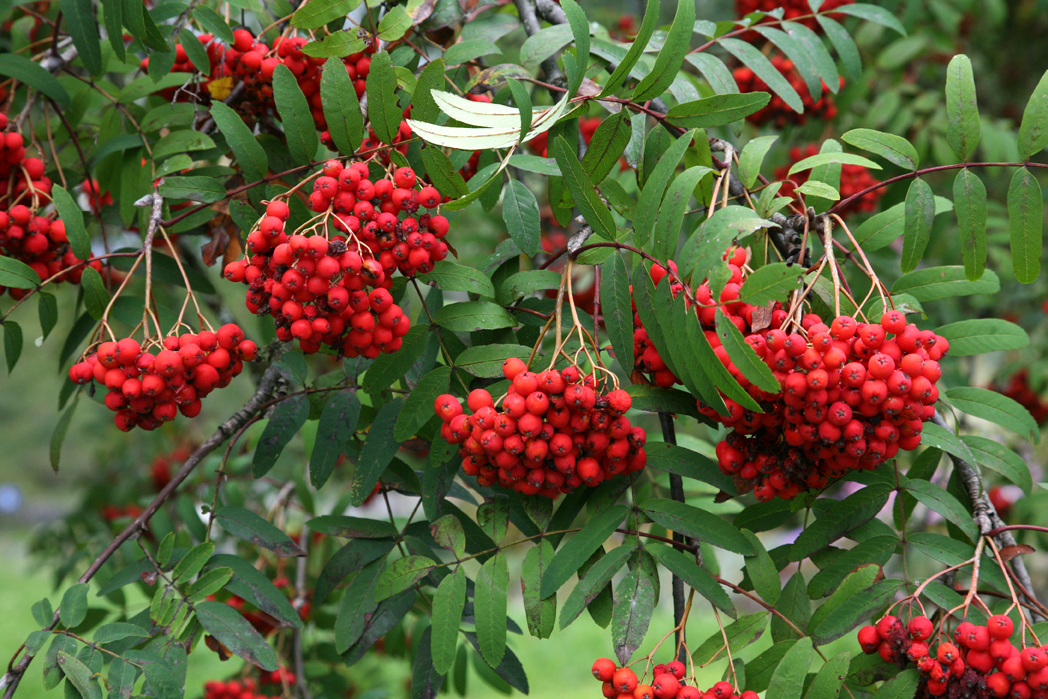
[859,614,1048,698]
[223,161,446,357]
[0,119,101,297]
[633,253,947,500]
[735,0,852,27]
[776,145,884,214]
[68,325,256,432]
[433,358,648,498]
[591,658,758,699]
[733,57,841,127]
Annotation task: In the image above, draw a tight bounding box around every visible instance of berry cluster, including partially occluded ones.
[992,370,1048,425]
[591,658,757,699]
[68,325,256,432]
[527,116,603,158]
[0,120,101,297]
[101,503,144,522]
[203,675,299,699]
[735,0,852,28]
[150,443,195,491]
[633,253,947,500]
[433,358,648,498]
[223,161,446,357]
[776,145,884,214]
[859,614,1048,698]
[733,57,841,127]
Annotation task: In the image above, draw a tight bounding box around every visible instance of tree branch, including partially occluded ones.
[930,410,1043,622]
[1,360,286,698]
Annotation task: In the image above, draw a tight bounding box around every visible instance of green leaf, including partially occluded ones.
[418,260,495,297]
[936,318,1029,355]
[57,652,102,699]
[215,506,305,557]
[152,130,216,161]
[93,622,150,644]
[308,516,397,540]
[841,128,918,170]
[904,478,978,541]
[273,64,319,165]
[310,389,361,488]
[766,636,813,699]
[790,485,893,561]
[158,175,226,203]
[681,206,775,282]
[188,567,234,602]
[395,366,451,441]
[443,39,501,67]
[646,544,735,618]
[520,25,574,71]
[891,265,998,302]
[741,531,780,606]
[59,582,89,629]
[721,38,803,113]
[737,262,803,306]
[456,344,531,379]
[435,302,516,332]
[633,131,694,247]
[641,499,754,555]
[581,111,632,184]
[754,25,824,101]
[872,669,920,699]
[374,555,435,601]
[812,578,902,645]
[431,514,466,557]
[947,386,1039,442]
[351,398,403,505]
[771,574,810,641]
[692,612,767,665]
[541,505,628,598]
[668,93,772,131]
[422,147,470,199]
[195,601,279,671]
[193,6,235,44]
[431,567,466,675]
[808,536,898,598]
[644,442,737,493]
[366,51,401,145]
[334,560,383,652]
[321,56,364,154]
[377,5,411,40]
[832,3,907,35]
[561,0,589,95]
[1018,68,1048,159]
[0,53,70,108]
[1008,167,1043,284]
[600,0,658,96]
[292,0,360,29]
[362,326,428,393]
[653,166,713,261]
[740,135,779,188]
[3,320,22,373]
[501,179,541,256]
[302,31,366,59]
[953,168,988,281]
[788,152,881,176]
[632,0,694,102]
[901,177,934,273]
[51,186,91,262]
[816,15,861,80]
[551,137,615,239]
[80,266,109,320]
[49,391,79,471]
[173,541,215,581]
[252,394,309,477]
[805,652,850,699]
[716,308,780,393]
[611,569,655,665]
[796,180,839,200]
[103,0,124,61]
[521,540,556,638]
[499,270,561,304]
[0,255,40,290]
[211,102,268,185]
[962,436,1032,493]
[945,55,980,161]
[600,252,634,374]
[504,78,531,145]
[559,545,631,629]
[475,551,509,667]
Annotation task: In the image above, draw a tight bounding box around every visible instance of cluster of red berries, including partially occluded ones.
[992,370,1048,425]
[144,29,377,132]
[433,358,648,498]
[150,443,194,491]
[101,503,144,522]
[68,326,257,432]
[223,162,446,357]
[633,251,947,500]
[733,57,841,127]
[776,145,883,214]
[859,614,1048,698]
[0,120,101,297]
[591,658,757,699]
[735,0,852,27]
